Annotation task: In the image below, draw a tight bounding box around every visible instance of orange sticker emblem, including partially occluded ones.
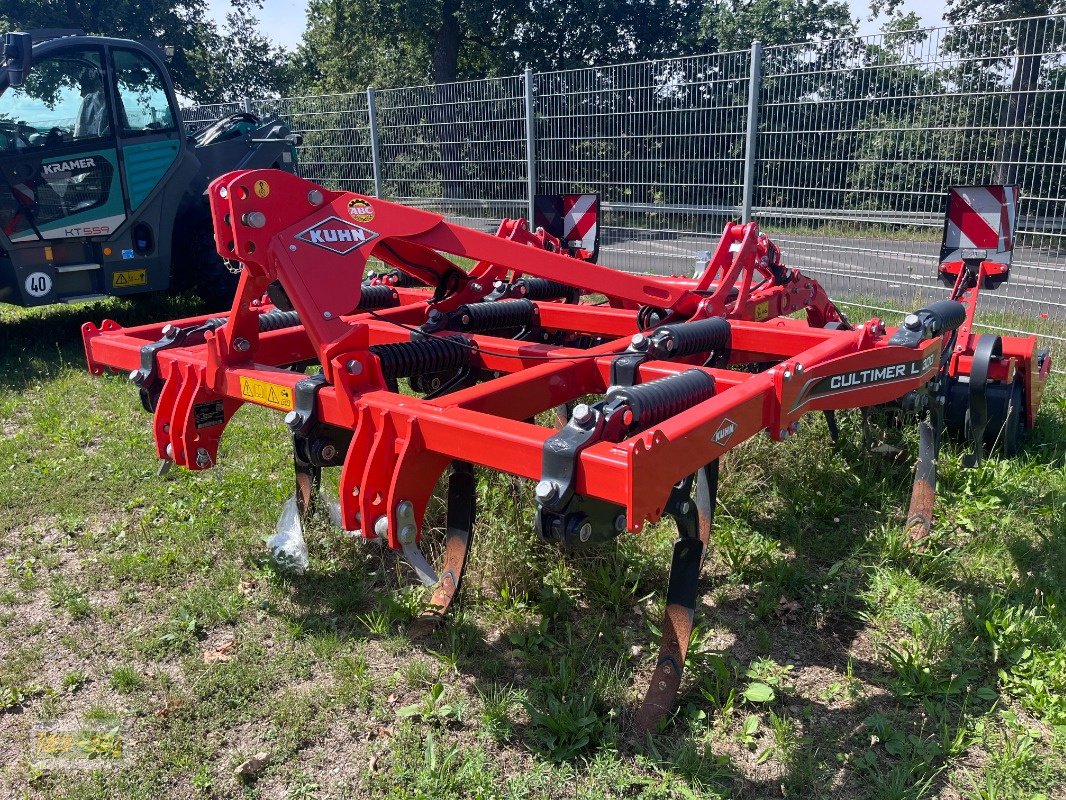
[348,198,374,222]
[254,179,270,198]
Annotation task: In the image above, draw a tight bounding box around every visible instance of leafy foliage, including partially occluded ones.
[0,0,289,102]
[298,0,857,91]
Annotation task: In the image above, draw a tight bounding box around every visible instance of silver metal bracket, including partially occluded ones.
[396,500,438,586]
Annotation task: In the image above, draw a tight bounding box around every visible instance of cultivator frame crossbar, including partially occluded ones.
[83,170,1051,733]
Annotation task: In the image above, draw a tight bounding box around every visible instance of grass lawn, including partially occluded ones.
[1,294,1063,799]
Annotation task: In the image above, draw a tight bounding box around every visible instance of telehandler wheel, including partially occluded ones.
[173,206,240,311]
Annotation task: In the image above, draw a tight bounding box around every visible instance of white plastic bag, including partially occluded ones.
[267,495,309,573]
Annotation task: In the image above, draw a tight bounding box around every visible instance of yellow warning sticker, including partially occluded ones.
[754,300,770,321]
[254,179,270,198]
[113,268,147,288]
[239,376,294,411]
[44,246,54,261]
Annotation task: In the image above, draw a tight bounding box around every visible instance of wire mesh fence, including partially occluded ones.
[253,93,376,197]
[755,15,1066,346]
[374,77,528,231]
[535,51,752,275]
[180,101,245,132]
[180,13,1065,357]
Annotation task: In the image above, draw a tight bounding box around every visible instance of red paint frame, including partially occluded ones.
[82,170,1049,551]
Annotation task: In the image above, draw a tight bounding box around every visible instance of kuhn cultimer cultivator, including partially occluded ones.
[83,172,1051,732]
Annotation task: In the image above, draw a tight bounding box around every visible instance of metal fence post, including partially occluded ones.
[367,86,383,198]
[524,66,537,224]
[742,41,762,223]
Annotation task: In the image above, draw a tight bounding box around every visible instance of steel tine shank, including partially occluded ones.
[413,461,477,634]
[634,459,719,735]
[904,409,940,544]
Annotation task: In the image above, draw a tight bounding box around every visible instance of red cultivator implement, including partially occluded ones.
[83,171,1051,732]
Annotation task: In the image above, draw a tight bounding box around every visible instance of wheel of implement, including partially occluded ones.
[943,336,1026,459]
[173,203,240,309]
[987,379,1025,457]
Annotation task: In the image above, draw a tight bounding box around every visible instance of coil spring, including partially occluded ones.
[453,299,537,332]
[358,284,400,310]
[207,309,302,332]
[257,309,302,331]
[606,369,716,429]
[921,300,966,334]
[636,305,668,330]
[517,277,577,301]
[650,317,731,363]
[384,269,426,288]
[369,334,471,380]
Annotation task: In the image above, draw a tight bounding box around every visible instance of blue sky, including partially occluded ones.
[209,0,950,51]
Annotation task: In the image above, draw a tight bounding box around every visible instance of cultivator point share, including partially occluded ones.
[83,171,1051,732]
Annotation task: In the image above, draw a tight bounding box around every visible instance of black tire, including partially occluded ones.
[993,380,1025,458]
[944,377,1026,457]
[172,205,239,311]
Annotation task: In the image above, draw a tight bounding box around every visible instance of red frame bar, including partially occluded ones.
[83,170,1049,550]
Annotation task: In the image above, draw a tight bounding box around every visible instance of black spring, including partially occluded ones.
[358,284,400,310]
[636,305,668,330]
[207,309,302,332]
[606,369,716,429]
[257,309,302,332]
[516,277,577,301]
[922,300,966,334]
[384,269,427,288]
[650,317,731,364]
[369,335,471,380]
[452,299,537,332]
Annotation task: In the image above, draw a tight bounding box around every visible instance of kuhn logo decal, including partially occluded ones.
[42,157,97,176]
[713,418,737,445]
[294,215,378,255]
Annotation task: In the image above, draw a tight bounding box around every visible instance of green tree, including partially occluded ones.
[702,0,856,51]
[943,0,1066,183]
[299,0,858,93]
[194,0,293,101]
[296,0,437,91]
[0,0,289,102]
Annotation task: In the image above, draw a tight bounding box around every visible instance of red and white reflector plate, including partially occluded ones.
[940,185,1019,266]
[533,194,600,259]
